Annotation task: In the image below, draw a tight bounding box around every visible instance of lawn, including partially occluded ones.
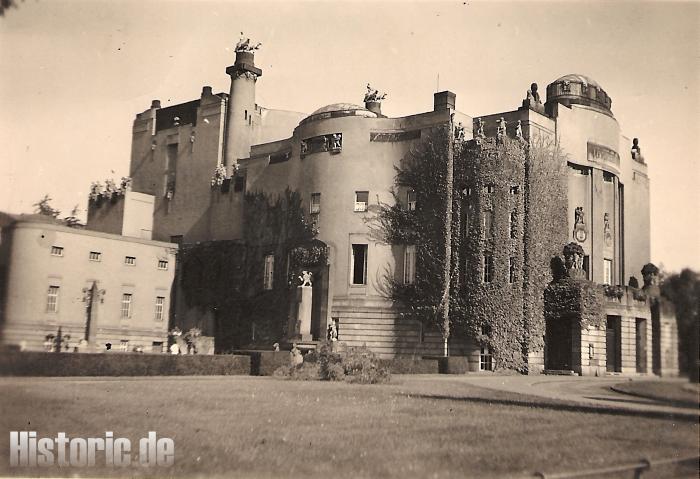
[613,380,700,408]
[0,376,697,478]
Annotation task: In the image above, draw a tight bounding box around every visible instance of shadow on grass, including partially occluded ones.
[405,393,699,423]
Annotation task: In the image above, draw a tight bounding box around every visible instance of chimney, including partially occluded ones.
[150,99,161,109]
[201,86,213,97]
[434,91,456,111]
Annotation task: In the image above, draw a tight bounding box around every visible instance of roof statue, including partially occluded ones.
[235,33,262,53]
[364,83,387,103]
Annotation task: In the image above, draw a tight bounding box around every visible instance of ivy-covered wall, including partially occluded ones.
[179,189,325,351]
[376,129,568,371]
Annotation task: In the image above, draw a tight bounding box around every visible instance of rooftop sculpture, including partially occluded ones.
[364,83,387,103]
[235,33,262,53]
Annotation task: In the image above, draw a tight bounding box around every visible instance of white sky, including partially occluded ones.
[1,0,698,272]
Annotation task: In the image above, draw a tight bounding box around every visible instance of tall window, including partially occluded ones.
[354,191,369,212]
[46,286,60,313]
[351,244,368,285]
[583,255,590,280]
[407,189,417,211]
[509,257,516,284]
[119,340,129,352]
[121,293,132,319]
[603,259,613,285]
[480,345,493,371]
[310,193,321,214]
[263,255,274,290]
[483,210,493,237]
[154,296,165,321]
[404,245,416,284]
[483,255,494,283]
[509,211,517,239]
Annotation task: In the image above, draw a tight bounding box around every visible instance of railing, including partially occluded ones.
[533,455,699,478]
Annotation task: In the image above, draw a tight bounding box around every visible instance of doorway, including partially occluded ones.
[635,318,647,373]
[606,316,622,373]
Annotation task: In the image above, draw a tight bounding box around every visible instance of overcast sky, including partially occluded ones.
[1,0,698,272]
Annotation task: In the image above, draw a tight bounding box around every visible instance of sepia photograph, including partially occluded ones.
[0,0,698,477]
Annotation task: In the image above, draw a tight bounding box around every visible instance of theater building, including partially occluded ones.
[74,43,678,374]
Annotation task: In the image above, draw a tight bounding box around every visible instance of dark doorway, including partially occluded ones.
[606,316,622,373]
[545,318,573,370]
[635,318,647,373]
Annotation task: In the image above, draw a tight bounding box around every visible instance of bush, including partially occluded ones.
[274,342,390,384]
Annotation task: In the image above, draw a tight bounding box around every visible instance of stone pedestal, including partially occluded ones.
[288,285,313,341]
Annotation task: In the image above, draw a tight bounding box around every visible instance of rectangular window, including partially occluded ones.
[480,345,493,371]
[354,191,369,212]
[509,257,516,284]
[124,256,136,266]
[509,211,517,239]
[509,185,520,195]
[154,296,165,321]
[310,193,321,214]
[351,244,368,285]
[46,286,59,313]
[157,260,169,270]
[119,340,129,352]
[151,342,164,353]
[603,172,615,183]
[263,255,274,290]
[121,293,132,319]
[407,189,417,211]
[483,184,495,194]
[89,251,101,261]
[583,255,590,280]
[603,258,613,285]
[50,246,64,256]
[483,210,493,237]
[483,255,494,283]
[404,245,416,284]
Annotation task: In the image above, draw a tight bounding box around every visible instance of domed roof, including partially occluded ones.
[310,103,377,117]
[553,74,603,90]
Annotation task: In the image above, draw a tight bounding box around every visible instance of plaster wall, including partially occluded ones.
[0,222,176,351]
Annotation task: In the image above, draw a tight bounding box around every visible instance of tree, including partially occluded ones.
[661,268,700,381]
[63,205,83,228]
[33,194,60,218]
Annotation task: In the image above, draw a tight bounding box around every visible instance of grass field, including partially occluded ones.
[0,376,697,478]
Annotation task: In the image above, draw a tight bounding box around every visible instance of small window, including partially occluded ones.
[351,244,368,285]
[154,296,165,321]
[480,345,493,371]
[603,172,615,183]
[404,245,416,285]
[263,255,274,290]
[119,340,129,352]
[310,193,321,214]
[483,184,495,194]
[51,246,64,256]
[121,293,132,319]
[603,258,613,285]
[151,341,164,353]
[89,251,101,262]
[509,257,516,284]
[509,211,517,239]
[354,191,369,212]
[46,286,60,313]
[569,163,590,176]
[483,255,494,283]
[124,256,136,266]
[158,260,169,270]
[407,189,417,211]
[509,185,520,195]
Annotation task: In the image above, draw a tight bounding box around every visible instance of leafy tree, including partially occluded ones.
[661,268,700,380]
[33,194,61,218]
[63,204,83,228]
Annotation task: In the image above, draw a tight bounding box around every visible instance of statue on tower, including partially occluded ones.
[364,83,387,103]
[235,33,262,52]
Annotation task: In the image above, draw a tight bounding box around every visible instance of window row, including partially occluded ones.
[50,247,168,269]
[482,255,518,284]
[45,286,166,321]
[306,190,419,215]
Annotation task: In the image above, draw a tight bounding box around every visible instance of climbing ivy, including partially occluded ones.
[375,128,568,371]
[180,188,325,351]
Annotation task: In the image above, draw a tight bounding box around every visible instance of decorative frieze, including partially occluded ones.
[369,130,421,142]
[300,134,342,158]
[587,142,620,167]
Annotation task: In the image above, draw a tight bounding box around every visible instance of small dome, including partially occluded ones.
[546,73,613,117]
[553,74,603,90]
[300,102,378,126]
[310,103,377,117]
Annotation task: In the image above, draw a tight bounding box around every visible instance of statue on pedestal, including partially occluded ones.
[475,118,485,138]
[298,271,313,287]
[364,83,387,103]
[515,120,523,140]
[235,33,262,52]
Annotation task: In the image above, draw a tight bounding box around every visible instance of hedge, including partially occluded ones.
[0,352,251,377]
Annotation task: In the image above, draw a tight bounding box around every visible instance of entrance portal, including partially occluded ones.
[606,316,621,373]
[545,317,573,371]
